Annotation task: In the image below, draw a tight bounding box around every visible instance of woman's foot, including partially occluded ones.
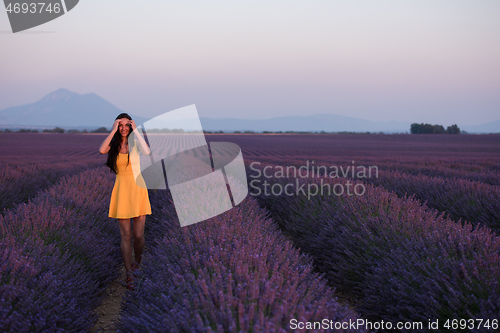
[131,261,139,278]
[126,273,135,290]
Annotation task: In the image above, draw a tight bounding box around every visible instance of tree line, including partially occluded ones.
[410,123,461,134]
[1,127,98,133]
[1,124,463,135]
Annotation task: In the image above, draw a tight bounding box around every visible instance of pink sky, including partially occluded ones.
[0,0,499,125]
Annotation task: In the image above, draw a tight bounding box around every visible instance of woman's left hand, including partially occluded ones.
[128,120,137,131]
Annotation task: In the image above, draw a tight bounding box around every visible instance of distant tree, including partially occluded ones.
[446,124,461,134]
[411,123,449,134]
[66,129,81,133]
[233,130,241,133]
[82,129,88,133]
[4,128,12,133]
[410,123,420,134]
[244,130,255,133]
[423,124,432,133]
[434,125,445,134]
[91,127,109,133]
[146,128,176,133]
[42,127,64,133]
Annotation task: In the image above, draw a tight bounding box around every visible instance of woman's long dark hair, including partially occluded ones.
[105,113,134,174]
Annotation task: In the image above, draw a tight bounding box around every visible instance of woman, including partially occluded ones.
[99,113,152,290]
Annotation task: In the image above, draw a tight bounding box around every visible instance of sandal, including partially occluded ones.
[126,273,135,290]
[131,261,139,278]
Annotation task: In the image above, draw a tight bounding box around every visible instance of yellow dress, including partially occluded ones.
[108,147,152,219]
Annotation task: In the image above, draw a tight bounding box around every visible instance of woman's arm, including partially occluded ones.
[98,120,120,154]
[129,120,151,155]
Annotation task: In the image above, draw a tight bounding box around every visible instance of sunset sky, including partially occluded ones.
[0,0,499,126]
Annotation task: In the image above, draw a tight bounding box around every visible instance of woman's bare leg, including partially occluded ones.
[132,215,146,265]
[117,218,132,272]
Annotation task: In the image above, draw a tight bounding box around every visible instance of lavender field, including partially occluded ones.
[1,132,499,332]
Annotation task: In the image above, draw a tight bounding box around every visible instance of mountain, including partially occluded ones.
[462,120,500,134]
[1,89,498,133]
[0,88,148,129]
[199,115,500,133]
[199,114,412,133]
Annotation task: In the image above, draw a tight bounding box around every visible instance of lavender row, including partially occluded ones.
[0,156,105,212]
[365,170,500,233]
[246,157,500,186]
[246,159,500,233]
[0,167,122,332]
[207,133,500,164]
[250,172,500,331]
[116,192,363,333]
[378,160,500,185]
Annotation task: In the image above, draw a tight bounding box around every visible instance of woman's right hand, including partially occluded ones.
[112,119,121,132]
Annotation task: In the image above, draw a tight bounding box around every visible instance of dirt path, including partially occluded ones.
[90,256,134,333]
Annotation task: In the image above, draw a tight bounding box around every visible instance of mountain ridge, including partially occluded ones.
[1,89,498,133]
[0,88,148,128]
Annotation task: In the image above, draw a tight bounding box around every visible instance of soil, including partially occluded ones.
[90,256,135,333]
